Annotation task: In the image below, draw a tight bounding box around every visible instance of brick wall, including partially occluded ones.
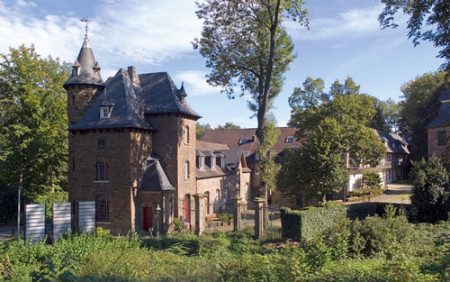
[428,126,450,161]
[69,129,151,233]
[147,114,197,219]
[66,84,103,125]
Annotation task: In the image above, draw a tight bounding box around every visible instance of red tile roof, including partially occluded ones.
[201,127,301,154]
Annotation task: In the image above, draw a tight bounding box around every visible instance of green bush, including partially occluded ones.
[281,206,347,240]
[362,172,382,189]
[410,155,449,222]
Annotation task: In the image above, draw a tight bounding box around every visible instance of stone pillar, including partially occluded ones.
[254,197,264,239]
[194,194,205,235]
[232,197,243,231]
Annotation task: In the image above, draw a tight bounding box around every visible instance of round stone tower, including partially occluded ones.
[63,35,105,125]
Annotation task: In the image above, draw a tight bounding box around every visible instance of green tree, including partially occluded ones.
[216,122,241,130]
[398,71,449,160]
[279,79,386,199]
[196,122,212,140]
[193,0,308,204]
[288,77,327,112]
[379,0,449,71]
[370,98,399,133]
[0,45,69,207]
[410,155,449,222]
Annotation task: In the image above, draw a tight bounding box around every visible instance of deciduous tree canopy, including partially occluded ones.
[279,78,386,198]
[379,0,450,71]
[0,45,69,200]
[398,71,449,160]
[194,0,308,200]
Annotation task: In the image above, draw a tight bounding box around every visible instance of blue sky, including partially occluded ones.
[0,0,444,128]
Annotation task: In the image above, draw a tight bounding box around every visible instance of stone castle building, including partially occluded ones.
[65,35,250,233]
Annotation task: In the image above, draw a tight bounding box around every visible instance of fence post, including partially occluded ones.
[193,193,205,235]
[254,197,264,239]
[232,197,243,231]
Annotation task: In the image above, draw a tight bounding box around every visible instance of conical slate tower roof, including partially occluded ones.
[64,36,104,88]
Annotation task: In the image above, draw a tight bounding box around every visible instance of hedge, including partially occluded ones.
[281,203,413,241]
[280,206,347,240]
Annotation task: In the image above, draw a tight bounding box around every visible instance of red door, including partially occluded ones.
[143,207,153,231]
[184,195,190,222]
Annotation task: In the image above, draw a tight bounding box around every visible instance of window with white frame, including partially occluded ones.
[285,136,295,143]
[184,161,190,180]
[184,126,189,144]
[100,106,111,119]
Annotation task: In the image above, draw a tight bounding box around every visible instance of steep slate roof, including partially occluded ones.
[139,72,201,118]
[140,157,175,191]
[426,89,450,129]
[375,130,410,154]
[69,69,200,131]
[69,69,153,130]
[64,36,104,87]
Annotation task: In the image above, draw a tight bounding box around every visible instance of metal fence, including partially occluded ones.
[264,207,282,240]
[241,202,255,236]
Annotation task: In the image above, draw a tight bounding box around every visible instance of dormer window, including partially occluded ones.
[220,157,225,169]
[286,136,295,143]
[100,106,111,119]
[238,138,248,145]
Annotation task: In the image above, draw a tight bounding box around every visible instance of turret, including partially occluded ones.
[64,35,105,125]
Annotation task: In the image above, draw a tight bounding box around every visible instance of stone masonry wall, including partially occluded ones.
[66,85,103,125]
[428,126,450,161]
[69,129,139,234]
[147,114,197,221]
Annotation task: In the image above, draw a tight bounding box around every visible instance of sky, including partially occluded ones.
[0,0,444,128]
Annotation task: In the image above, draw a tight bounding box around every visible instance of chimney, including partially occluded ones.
[127,66,138,84]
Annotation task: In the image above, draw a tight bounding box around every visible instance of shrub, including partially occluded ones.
[281,206,347,240]
[410,155,449,222]
[362,172,382,189]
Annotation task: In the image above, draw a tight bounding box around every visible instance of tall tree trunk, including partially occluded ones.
[256,0,281,230]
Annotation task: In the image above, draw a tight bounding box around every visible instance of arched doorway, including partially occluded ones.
[143,206,153,231]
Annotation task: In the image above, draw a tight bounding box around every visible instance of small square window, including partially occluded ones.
[98,138,106,149]
[437,130,447,146]
[100,106,111,119]
[286,136,295,143]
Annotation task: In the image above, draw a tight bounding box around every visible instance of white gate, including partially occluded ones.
[79,201,96,233]
[53,203,71,239]
[25,204,45,243]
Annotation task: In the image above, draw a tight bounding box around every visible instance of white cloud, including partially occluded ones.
[288,4,407,41]
[0,0,202,68]
[174,70,218,96]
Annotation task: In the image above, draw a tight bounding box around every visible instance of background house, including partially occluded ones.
[202,127,411,208]
[426,89,450,161]
[201,127,301,203]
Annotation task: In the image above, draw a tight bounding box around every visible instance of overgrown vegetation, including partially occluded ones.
[410,155,450,222]
[1,205,448,281]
